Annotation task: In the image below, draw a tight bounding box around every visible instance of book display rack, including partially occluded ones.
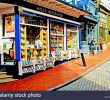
[20,14,48,60]
[20,14,50,75]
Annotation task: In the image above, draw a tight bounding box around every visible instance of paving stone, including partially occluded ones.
[58,59,110,91]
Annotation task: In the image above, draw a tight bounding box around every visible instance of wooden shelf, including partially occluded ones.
[45,61,53,63]
[21,48,26,49]
[55,54,60,56]
[27,48,46,50]
[22,64,33,68]
[27,48,42,50]
[50,22,64,51]
[50,27,63,31]
[23,71,33,74]
[67,29,77,33]
[51,46,62,48]
[35,63,44,65]
[20,23,47,28]
[50,27,57,30]
[63,53,68,55]
[51,34,64,36]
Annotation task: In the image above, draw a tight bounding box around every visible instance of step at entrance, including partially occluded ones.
[0,72,18,84]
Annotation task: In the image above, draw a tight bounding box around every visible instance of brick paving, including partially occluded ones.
[58,59,110,91]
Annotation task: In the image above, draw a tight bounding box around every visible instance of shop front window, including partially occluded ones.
[50,20,64,52]
[67,25,78,49]
[20,14,48,60]
[99,27,107,41]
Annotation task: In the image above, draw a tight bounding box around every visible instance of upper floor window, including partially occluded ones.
[61,0,77,6]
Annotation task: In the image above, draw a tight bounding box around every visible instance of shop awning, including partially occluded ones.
[0,3,14,15]
[0,3,13,9]
[23,0,89,18]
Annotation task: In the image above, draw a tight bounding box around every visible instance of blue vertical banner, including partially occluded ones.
[66,25,67,50]
[14,6,20,61]
[78,27,82,49]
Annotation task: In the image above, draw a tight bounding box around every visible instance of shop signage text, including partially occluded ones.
[36,6,63,17]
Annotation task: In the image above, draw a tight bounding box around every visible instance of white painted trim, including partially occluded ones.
[77,26,79,49]
[2,62,14,65]
[20,23,48,28]
[21,7,81,25]
[47,19,50,56]
[0,15,3,65]
[18,61,23,76]
[64,24,67,50]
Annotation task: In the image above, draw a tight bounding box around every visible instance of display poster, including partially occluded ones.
[5,16,15,37]
[2,38,15,62]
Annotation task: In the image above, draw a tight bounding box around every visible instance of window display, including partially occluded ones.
[50,20,64,51]
[50,20,64,61]
[19,14,50,75]
[67,25,78,49]
[20,14,48,60]
[20,25,27,60]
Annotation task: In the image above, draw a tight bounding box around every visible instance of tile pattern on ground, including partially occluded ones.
[58,59,110,91]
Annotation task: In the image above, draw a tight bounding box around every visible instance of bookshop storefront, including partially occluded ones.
[0,1,88,76]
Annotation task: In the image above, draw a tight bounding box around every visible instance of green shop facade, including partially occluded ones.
[0,0,89,77]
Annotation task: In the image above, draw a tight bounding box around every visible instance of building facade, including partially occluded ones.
[97,0,110,49]
[79,0,99,53]
[0,0,89,77]
[62,0,100,54]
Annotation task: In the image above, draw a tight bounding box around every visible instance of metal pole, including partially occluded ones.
[80,53,86,67]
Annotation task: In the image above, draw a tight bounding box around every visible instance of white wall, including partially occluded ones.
[0,15,3,65]
[100,0,110,10]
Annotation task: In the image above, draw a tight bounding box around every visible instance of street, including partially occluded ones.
[58,59,110,91]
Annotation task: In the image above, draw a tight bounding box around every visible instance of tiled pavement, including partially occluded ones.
[58,59,110,91]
